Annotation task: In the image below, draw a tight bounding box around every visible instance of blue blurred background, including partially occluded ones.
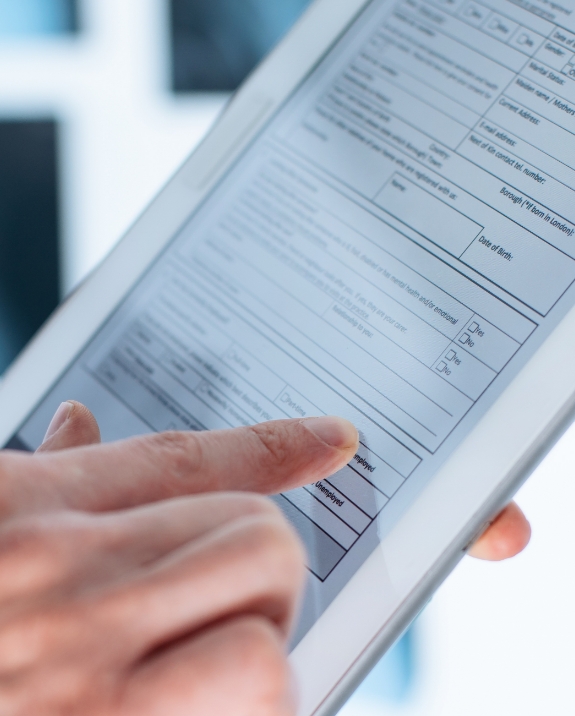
[0,2,573,715]
[0,0,76,37]
[170,0,311,91]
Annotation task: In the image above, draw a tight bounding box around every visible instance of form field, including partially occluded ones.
[375,174,483,257]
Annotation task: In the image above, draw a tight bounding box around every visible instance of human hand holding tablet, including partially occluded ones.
[0,402,526,715]
[1,0,574,712]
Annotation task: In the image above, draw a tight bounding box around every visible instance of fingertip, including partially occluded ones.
[37,401,101,453]
[42,401,73,443]
[469,503,531,561]
[301,416,359,452]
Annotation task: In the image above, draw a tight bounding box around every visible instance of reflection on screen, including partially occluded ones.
[170,0,311,91]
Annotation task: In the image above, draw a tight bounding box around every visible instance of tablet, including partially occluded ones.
[3,0,575,712]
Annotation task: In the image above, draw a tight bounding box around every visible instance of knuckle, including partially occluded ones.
[0,609,112,714]
[0,603,77,669]
[0,512,88,552]
[233,493,283,520]
[0,454,34,520]
[248,423,292,471]
[243,514,306,584]
[0,520,60,592]
[0,513,97,591]
[233,617,289,702]
[0,516,55,556]
[140,431,204,482]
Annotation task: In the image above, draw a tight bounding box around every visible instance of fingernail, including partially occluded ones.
[43,402,73,443]
[302,416,358,449]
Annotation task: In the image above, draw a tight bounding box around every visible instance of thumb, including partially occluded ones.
[37,401,102,453]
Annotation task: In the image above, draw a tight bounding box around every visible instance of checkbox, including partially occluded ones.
[459,333,470,345]
[469,322,479,333]
[446,350,456,361]
[437,362,448,373]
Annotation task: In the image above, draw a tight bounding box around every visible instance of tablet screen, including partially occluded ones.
[8,0,575,638]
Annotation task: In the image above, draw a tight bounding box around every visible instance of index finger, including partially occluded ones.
[3,417,358,513]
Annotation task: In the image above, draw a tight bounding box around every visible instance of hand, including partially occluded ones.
[0,403,530,715]
[38,404,531,562]
[38,403,530,561]
[0,403,358,715]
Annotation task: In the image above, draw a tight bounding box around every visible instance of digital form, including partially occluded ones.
[11,0,575,623]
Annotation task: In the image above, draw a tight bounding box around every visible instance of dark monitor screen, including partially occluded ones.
[170,0,312,92]
[0,0,78,36]
[0,121,61,373]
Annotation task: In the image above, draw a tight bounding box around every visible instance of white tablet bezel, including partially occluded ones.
[2,1,575,714]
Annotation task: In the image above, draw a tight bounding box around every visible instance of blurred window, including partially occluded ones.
[0,121,60,373]
[170,0,312,92]
[0,0,77,37]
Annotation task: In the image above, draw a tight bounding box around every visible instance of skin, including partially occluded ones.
[0,402,531,715]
